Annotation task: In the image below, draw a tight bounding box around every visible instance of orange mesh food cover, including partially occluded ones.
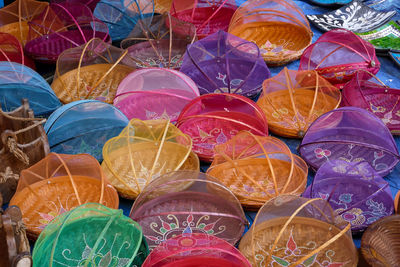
[257,68,341,138]
[9,153,119,239]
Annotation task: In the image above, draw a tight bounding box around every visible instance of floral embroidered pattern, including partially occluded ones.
[145,109,180,121]
[258,40,297,58]
[133,54,182,69]
[314,148,332,159]
[192,127,237,154]
[370,103,386,113]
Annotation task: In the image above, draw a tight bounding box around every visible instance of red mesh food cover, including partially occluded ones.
[0,32,35,69]
[299,29,380,88]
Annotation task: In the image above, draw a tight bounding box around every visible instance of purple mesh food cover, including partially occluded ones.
[179,30,270,99]
[303,160,394,232]
[299,107,400,176]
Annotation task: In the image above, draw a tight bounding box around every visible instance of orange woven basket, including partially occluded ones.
[396,190,400,214]
[207,131,307,210]
[239,195,358,266]
[51,38,135,104]
[0,0,48,45]
[228,0,312,66]
[154,0,172,13]
[9,153,119,239]
[257,68,341,138]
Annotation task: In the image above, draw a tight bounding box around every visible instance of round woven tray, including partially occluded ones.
[102,142,199,200]
[9,175,119,239]
[207,158,307,210]
[239,216,357,266]
[229,21,312,66]
[0,22,29,45]
[361,215,400,267]
[52,63,134,104]
[258,89,340,138]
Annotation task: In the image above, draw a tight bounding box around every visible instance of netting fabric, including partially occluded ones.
[0,32,35,69]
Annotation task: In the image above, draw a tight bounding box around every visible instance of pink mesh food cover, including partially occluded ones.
[130,171,247,250]
[176,93,269,162]
[303,160,394,232]
[298,29,380,88]
[170,0,237,39]
[24,2,109,63]
[121,13,197,69]
[299,107,400,176]
[179,30,270,99]
[142,233,251,267]
[342,70,400,134]
[114,68,200,122]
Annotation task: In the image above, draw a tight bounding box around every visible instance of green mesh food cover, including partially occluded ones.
[32,203,149,267]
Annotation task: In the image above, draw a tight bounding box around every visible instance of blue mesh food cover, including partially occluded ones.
[0,61,61,117]
[44,100,129,161]
[94,0,155,41]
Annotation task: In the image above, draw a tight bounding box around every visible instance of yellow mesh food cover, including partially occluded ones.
[9,153,119,239]
[207,131,307,210]
[102,119,199,200]
[257,68,341,138]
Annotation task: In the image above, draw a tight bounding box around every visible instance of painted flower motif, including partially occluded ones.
[382,112,400,125]
[272,108,289,119]
[339,193,352,203]
[396,110,400,117]
[370,103,386,113]
[38,207,67,230]
[335,208,366,226]
[314,148,331,159]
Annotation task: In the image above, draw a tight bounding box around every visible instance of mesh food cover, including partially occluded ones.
[179,30,270,99]
[121,13,197,69]
[51,0,100,11]
[102,119,199,200]
[9,153,119,239]
[154,0,171,13]
[44,100,129,161]
[0,0,48,45]
[257,68,341,138]
[142,233,251,267]
[0,32,35,69]
[94,0,155,41]
[207,131,307,210]
[130,171,247,250]
[298,29,380,88]
[176,93,268,162]
[114,68,200,122]
[299,107,400,176]
[342,70,400,134]
[170,0,237,39]
[239,195,358,266]
[0,61,61,117]
[32,203,149,267]
[303,160,394,232]
[228,0,312,66]
[52,38,135,104]
[24,2,110,63]
[396,191,400,214]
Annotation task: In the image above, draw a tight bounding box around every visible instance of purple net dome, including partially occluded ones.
[299,107,400,176]
[179,30,270,99]
[303,160,394,232]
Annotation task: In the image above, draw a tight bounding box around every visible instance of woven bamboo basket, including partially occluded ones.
[257,68,341,138]
[207,131,307,210]
[361,215,400,267]
[228,0,312,66]
[0,0,48,45]
[395,191,400,214]
[239,195,358,266]
[102,119,199,200]
[0,99,49,203]
[51,38,135,104]
[9,153,119,239]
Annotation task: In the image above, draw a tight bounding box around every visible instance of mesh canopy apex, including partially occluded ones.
[142,233,251,267]
[303,160,394,232]
[32,203,149,267]
[130,171,247,250]
[298,29,380,88]
[51,0,101,11]
[121,13,197,69]
[207,131,307,209]
[25,2,110,63]
[176,93,268,162]
[52,38,136,104]
[239,195,358,266]
[228,0,312,66]
[0,61,61,117]
[180,30,270,99]
[0,32,35,69]
[101,119,199,200]
[299,107,400,176]
[9,153,119,238]
[170,0,237,39]
[44,100,129,161]
[114,67,200,122]
[257,68,341,138]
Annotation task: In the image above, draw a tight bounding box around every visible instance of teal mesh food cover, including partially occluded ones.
[32,203,149,267]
